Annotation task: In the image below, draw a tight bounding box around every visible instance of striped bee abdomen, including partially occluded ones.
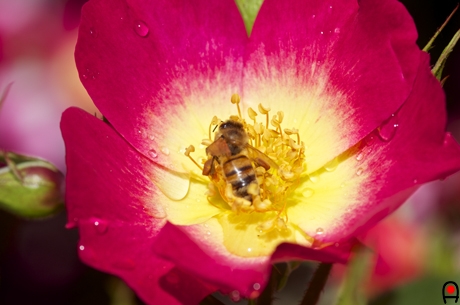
[223,155,259,201]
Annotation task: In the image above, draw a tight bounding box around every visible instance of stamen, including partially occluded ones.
[184,145,203,170]
[258,103,271,129]
[248,107,257,124]
[231,93,242,119]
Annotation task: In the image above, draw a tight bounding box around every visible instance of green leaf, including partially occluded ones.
[335,245,372,305]
[0,152,64,218]
[432,29,460,81]
[423,5,458,52]
[234,0,264,36]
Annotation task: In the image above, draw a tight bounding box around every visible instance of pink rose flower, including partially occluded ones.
[61,0,460,303]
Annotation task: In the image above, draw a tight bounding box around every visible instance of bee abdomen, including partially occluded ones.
[223,155,259,201]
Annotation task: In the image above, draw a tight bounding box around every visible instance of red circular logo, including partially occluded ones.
[447,284,456,294]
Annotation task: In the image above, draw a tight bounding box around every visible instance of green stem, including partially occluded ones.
[299,263,333,305]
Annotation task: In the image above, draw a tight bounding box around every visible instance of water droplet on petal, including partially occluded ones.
[320,31,324,35]
[247,248,252,253]
[148,149,158,158]
[356,152,363,161]
[334,27,340,33]
[160,146,170,156]
[79,245,85,251]
[230,290,241,302]
[206,231,211,235]
[309,173,319,183]
[89,27,98,37]
[134,20,149,37]
[413,179,418,184]
[324,157,339,171]
[302,188,314,198]
[356,167,363,176]
[312,14,316,18]
[378,114,399,141]
[253,283,261,291]
[93,219,108,234]
[315,227,324,235]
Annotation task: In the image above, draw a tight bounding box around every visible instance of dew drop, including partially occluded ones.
[89,27,98,37]
[315,227,324,235]
[253,283,261,291]
[93,219,108,234]
[312,14,316,18]
[320,31,324,35]
[378,114,399,141]
[413,179,418,184]
[308,173,319,183]
[324,157,339,172]
[160,146,170,156]
[79,245,85,251]
[148,135,155,141]
[356,167,363,176]
[302,188,314,198]
[356,152,363,161]
[148,149,158,158]
[134,20,149,37]
[247,247,252,252]
[206,231,211,235]
[230,290,241,302]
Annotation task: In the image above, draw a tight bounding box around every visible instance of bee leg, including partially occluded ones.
[255,157,270,170]
[202,157,216,176]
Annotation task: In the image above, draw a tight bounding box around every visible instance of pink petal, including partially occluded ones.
[153,222,270,299]
[315,53,460,243]
[75,0,248,169]
[243,0,420,172]
[61,108,214,304]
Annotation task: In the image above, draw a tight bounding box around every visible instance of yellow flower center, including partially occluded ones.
[185,94,308,235]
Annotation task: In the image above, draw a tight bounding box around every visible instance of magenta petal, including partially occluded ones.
[244,0,420,171]
[325,53,460,242]
[61,108,213,304]
[153,222,271,298]
[75,0,247,168]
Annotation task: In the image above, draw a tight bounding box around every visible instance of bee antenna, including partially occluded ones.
[212,124,219,132]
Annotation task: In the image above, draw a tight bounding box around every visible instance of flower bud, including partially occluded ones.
[0,157,64,218]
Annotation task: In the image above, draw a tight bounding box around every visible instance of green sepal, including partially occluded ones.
[432,29,460,82]
[423,5,458,52]
[0,152,64,218]
[234,0,263,36]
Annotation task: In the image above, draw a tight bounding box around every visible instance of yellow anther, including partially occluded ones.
[248,107,257,122]
[254,122,264,135]
[184,145,203,171]
[247,183,259,196]
[284,128,298,135]
[231,93,242,118]
[258,103,271,128]
[277,111,284,124]
[258,103,270,114]
[184,145,195,156]
[201,139,213,146]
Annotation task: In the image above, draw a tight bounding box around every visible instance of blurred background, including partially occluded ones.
[0,0,459,304]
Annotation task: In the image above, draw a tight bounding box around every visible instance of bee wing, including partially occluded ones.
[247,145,279,170]
[205,137,231,157]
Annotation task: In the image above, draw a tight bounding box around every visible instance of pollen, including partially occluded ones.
[185,94,307,234]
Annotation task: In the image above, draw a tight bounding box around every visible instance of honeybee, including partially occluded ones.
[202,120,277,203]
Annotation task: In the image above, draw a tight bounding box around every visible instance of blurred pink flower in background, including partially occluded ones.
[0,0,97,171]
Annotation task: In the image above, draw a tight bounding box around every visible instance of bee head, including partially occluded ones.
[216,120,248,155]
